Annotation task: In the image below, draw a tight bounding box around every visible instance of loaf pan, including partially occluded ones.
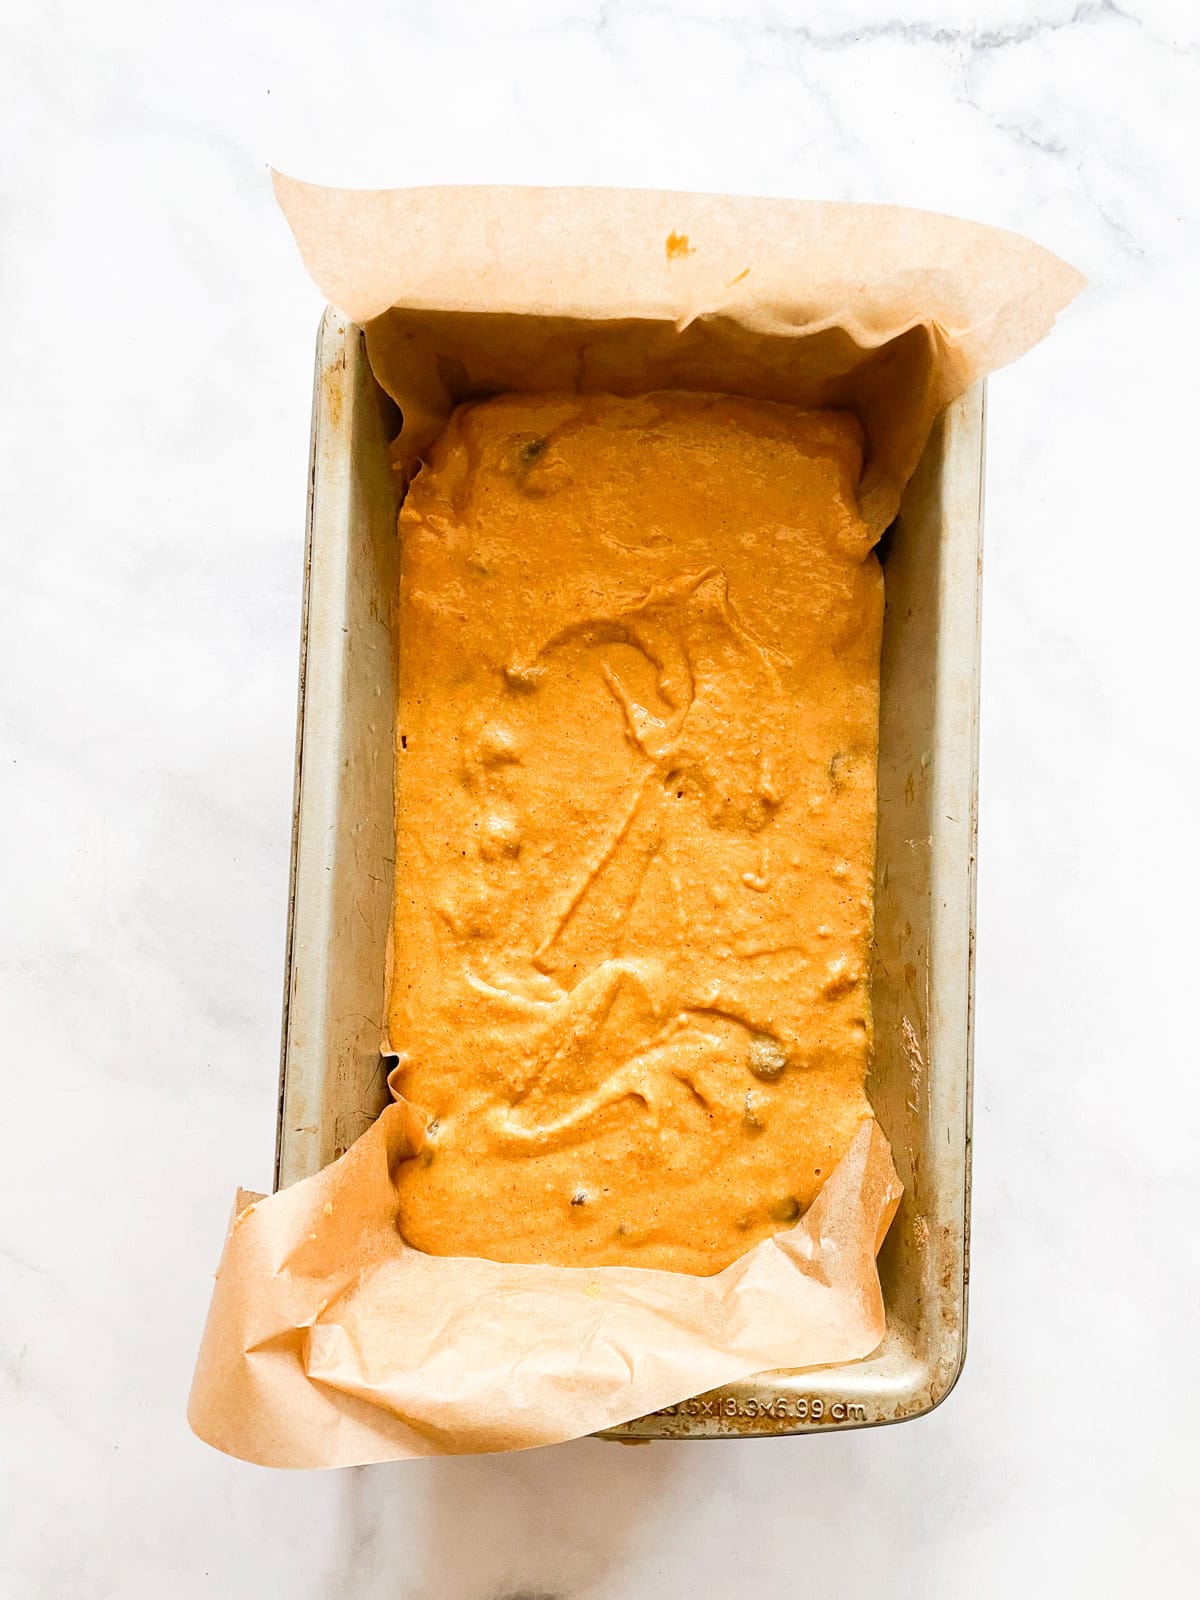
[276,308,981,1438]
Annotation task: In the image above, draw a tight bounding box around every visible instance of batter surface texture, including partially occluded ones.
[388,391,881,1275]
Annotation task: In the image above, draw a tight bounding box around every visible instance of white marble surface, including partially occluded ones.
[3,1,1198,1594]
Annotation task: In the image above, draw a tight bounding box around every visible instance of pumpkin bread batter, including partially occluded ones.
[388,392,881,1275]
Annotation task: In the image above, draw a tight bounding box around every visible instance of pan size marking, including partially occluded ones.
[653,1396,868,1423]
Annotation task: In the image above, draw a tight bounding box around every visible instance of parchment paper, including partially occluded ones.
[188,179,1080,1468]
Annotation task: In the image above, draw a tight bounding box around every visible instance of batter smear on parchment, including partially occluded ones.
[387,391,882,1275]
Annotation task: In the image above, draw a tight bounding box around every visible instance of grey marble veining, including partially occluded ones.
[2,1,1197,1595]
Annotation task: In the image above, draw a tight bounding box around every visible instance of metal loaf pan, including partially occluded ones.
[277,308,981,1439]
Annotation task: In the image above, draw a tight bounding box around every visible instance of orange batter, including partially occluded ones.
[388,391,882,1275]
